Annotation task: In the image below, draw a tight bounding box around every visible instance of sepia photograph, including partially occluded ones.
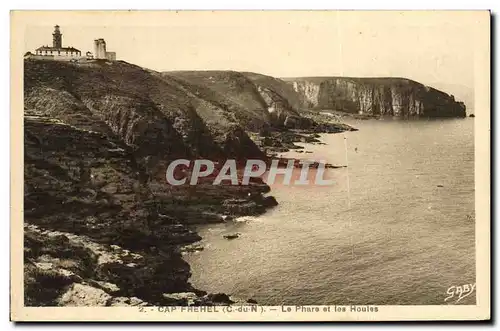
[10,10,490,321]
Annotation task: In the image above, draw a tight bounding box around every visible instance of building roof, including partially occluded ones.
[35,46,81,52]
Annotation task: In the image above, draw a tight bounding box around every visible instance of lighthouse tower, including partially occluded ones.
[52,25,62,48]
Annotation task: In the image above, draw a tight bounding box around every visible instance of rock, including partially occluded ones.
[247,298,258,304]
[324,163,345,169]
[108,297,130,306]
[109,296,148,307]
[284,115,308,129]
[221,215,234,222]
[205,293,234,305]
[162,292,198,305]
[179,211,225,224]
[180,243,204,253]
[129,297,148,306]
[289,78,466,118]
[32,255,83,283]
[437,185,444,188]
[57,283,113,306]
[108,297,131,306]
[33,261,53,270]
[57,269,83,283]
[469,114,475,117]
[223,233,240,240]
[86,279,121,294]
[261,196,278,207]
[110,244,121,252]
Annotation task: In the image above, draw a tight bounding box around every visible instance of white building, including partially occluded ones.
[26,25,117,62]
[94,38,116,60]
[32,25,82,60]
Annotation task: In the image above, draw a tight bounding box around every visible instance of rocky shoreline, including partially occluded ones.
[25,223,257,306]
[23,58,463,307]
[23,114,352,307]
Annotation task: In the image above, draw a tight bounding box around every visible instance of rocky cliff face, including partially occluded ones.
[25,59,417,307]
[163,70,303,129]
[24,116,203,306]
[24,58,464,306]
[284,77,466,118]
[24,59,283,306]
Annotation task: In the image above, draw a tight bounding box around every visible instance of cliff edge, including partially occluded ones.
[282,77,466,118]
[23,58,464,306]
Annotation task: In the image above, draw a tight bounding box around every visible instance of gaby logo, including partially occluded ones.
[444,283,476,303]
[165,159,335,186]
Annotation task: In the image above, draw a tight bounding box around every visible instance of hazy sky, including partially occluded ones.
[23,11,483,104]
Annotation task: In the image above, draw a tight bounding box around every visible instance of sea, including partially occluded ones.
[184,117,476,305]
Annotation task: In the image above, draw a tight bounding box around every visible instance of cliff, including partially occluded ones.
[163,70,302,129]
[24,115,270,306]
[24,59,286,306]
[163,70,357,152]
[282,77,467,118]
[23,58,465,306]
[24,117,196,306]
[31,58,472,307]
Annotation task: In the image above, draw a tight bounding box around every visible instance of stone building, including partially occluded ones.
[105,51,116,61]
[26,25,116,62]
[32,25,82,60]
[93,38,106,59]
[93,38,116,60]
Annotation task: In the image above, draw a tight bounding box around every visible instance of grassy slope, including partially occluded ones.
[242,71,304,111]
[25,60,269,163]
[164,70,273,130]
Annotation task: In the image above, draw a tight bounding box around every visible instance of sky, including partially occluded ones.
[22,11,485,107]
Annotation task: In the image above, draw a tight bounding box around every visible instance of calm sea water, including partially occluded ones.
[184,118,475,305]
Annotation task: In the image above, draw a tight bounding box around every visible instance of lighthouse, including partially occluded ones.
[52,25,62,48]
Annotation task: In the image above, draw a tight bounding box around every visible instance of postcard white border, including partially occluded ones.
[10,10,491,322]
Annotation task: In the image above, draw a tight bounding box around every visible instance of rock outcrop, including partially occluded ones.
[24,223,244,306]
[21,59,356,307]
[283,77,466,118]
[23,111,275,305]
[24,59,314,306]
[163,70,301,129]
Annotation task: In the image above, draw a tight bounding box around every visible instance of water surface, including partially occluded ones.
[185,118,475,305]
